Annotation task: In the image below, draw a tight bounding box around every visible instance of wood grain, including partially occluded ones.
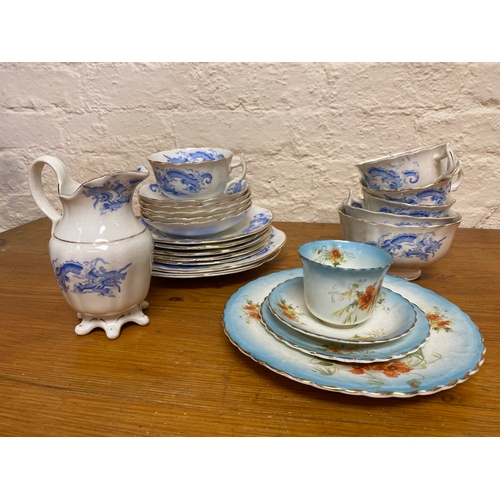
[0,218,499,436]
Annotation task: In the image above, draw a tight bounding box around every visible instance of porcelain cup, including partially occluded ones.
[298,240,393,326]
[360,162,463,206]
[348,190,456,217]
[355,142,459,190]
[148,147,247,200]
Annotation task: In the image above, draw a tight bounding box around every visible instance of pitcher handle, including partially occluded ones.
[28,155,80,235]
[224,153,247,194]
[450,160,464,191]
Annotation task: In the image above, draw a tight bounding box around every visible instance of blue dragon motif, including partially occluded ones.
[163,149,225,163]
[365,167,420,190]
[367,232,446,261]
[386,188,449,205]
[155,168,213,196]
[52,258,132,297]
[379,207,446,217]
[242,212,271,234]
[82,177,138,214]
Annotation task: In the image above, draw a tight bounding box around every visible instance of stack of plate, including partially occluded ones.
[139,181,286,278]
[223,268,485,398]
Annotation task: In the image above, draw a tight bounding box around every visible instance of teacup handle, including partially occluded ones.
[435,143,456,181]
[224,153,247,194]
[28,155,80,235]
[450,160,464,191]
[347,190,364,208]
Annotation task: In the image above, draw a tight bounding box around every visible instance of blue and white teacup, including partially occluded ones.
[298,240,393,326]
[348,190,456,217]
[355,142,458,190]
[148,147,247,200]
[360,162,463,206]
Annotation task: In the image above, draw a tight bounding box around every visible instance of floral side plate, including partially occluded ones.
[267,277,416,344]
[223,268,485,398]
[260,297,430,363]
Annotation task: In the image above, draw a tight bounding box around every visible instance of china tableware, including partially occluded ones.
[338,206,461,281]
[298,240,393,326]
[28,155,153,339]
[151,227,286,278]
[267,277,416,344]
[143,205,273,245]
[139,180,250,209]
[140,197,252,223]
[143,204,251,237]
[361,165,463,205]
[260,296,430,363]
[147,147,246,200]
[348,190,456,217]
[355,142,458,190]
[223,268,485,398]
[342,200,459,226]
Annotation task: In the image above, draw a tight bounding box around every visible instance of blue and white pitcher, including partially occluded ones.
[29,155,153,339]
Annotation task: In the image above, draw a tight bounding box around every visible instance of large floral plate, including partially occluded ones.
[223,268,485,398]
[260,297,430,363]
[268,277,416,344]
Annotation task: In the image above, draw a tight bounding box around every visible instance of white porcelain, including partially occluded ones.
[267,277,415,343]
[147,147,247,200]
[28,155,153,339]
[142,204,251,237]
[260,296,430,364]
[144,204,273,245]
[349,190,456,217]
[298,240,393,326]
[342,199,459,226]
[139,180,250,208]
[361,163,463,206]
[355,142,458,190]
[140,197,252,223]
[338,206,461,281]
[140,190,252,218]
[223,268,485,398]
[151,227,286,278]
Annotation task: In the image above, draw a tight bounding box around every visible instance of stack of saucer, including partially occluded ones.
[139,147,285,278]
[338,142,464,280]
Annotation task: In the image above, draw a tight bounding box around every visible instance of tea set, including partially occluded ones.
[28,141,485,398]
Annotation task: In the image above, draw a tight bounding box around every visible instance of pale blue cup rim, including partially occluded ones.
[148,147,233,164]
[298,239,393,271]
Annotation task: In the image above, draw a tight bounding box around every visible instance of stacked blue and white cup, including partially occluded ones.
[139,147,285,278]
[338,142,464,281]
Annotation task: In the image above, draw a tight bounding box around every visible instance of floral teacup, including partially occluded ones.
[298,240,393,326]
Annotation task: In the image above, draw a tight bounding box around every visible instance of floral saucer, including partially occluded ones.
[260,297,430,363]
[267,277,416,344]
[223,268,485,398]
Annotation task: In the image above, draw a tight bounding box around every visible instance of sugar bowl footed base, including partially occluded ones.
[76,301,150,340]
[387,267,422,281]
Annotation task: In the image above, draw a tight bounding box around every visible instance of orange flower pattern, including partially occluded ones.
[348,360,413,378]
[312,245,352,267]
[276,298,303,323]
[425,307,452,333]
[242,300,261,323]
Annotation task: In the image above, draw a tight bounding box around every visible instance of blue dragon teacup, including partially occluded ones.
[355,142,458,191]
[148,147,247,200]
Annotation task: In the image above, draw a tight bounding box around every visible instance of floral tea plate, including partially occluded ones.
[267,277,416,344]
[223,268,485,398]
[260,297,430,363]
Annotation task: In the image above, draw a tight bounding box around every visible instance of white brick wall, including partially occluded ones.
[1,61,500,232]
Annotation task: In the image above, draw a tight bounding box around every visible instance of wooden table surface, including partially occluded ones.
[1,217,499,437]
